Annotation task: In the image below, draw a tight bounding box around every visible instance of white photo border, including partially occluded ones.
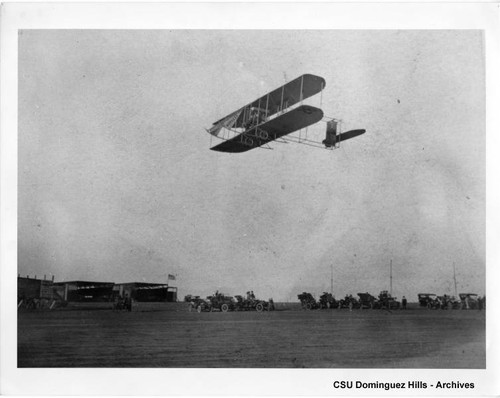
[1,2,499,396]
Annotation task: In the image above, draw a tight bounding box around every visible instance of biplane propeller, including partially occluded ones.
[205,74,365,153]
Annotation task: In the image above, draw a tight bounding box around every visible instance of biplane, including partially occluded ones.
[205,74,365,153]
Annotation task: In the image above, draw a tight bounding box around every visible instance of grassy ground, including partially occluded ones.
[18,304,485,368]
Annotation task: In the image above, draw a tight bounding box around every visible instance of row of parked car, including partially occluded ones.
[184,292,275,312]
[298,291,486,310]
[298,290,402,310]
[417,293,485,310]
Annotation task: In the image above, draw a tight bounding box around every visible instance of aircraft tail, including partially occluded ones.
[323,124,366,148]
[338,129,366,141]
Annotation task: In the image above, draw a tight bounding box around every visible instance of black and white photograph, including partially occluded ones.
[1,2,499,396]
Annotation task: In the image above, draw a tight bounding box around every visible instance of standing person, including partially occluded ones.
[402,296,407,310]
[124,294,132,312]
[115,294,123,311]
[348,295,353,311]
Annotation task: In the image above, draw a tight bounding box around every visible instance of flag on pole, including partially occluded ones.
[168,274,176,281]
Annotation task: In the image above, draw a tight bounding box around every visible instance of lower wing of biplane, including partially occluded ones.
[210,105,323,153]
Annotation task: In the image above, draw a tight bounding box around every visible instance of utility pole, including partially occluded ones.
[390,259,393,296]
[330,264,333,294]
[453,262,458,297]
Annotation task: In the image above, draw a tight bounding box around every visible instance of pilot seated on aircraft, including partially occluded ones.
[245,108,264,130]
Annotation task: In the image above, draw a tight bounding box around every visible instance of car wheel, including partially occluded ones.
[221,304,229,312]
[256,303,264,312]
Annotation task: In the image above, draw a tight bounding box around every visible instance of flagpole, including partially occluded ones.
[330,264,333,294]
[390,259,393,296]
[453,262,458,298]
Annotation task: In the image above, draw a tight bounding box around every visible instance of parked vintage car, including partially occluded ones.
[234,294,274,312]
[298,292,320,310]
[357,292,380,309]
[338,294,360,309]
[318,292,336,309]
[418,293,438,308]
[206,292,236,312]
[459,293,480,310]
[378,290,400,310]
[435,295,462,310]
[187,296,211,312]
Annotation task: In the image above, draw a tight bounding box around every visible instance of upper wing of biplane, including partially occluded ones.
[211,105,323,153]
[208,74,325,137]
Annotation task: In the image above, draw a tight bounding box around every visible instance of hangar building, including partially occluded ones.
[114,282,177,302]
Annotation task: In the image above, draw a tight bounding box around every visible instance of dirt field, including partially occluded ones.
[18,305,485,368]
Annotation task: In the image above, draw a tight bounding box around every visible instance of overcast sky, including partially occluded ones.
[18,30,485,301]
